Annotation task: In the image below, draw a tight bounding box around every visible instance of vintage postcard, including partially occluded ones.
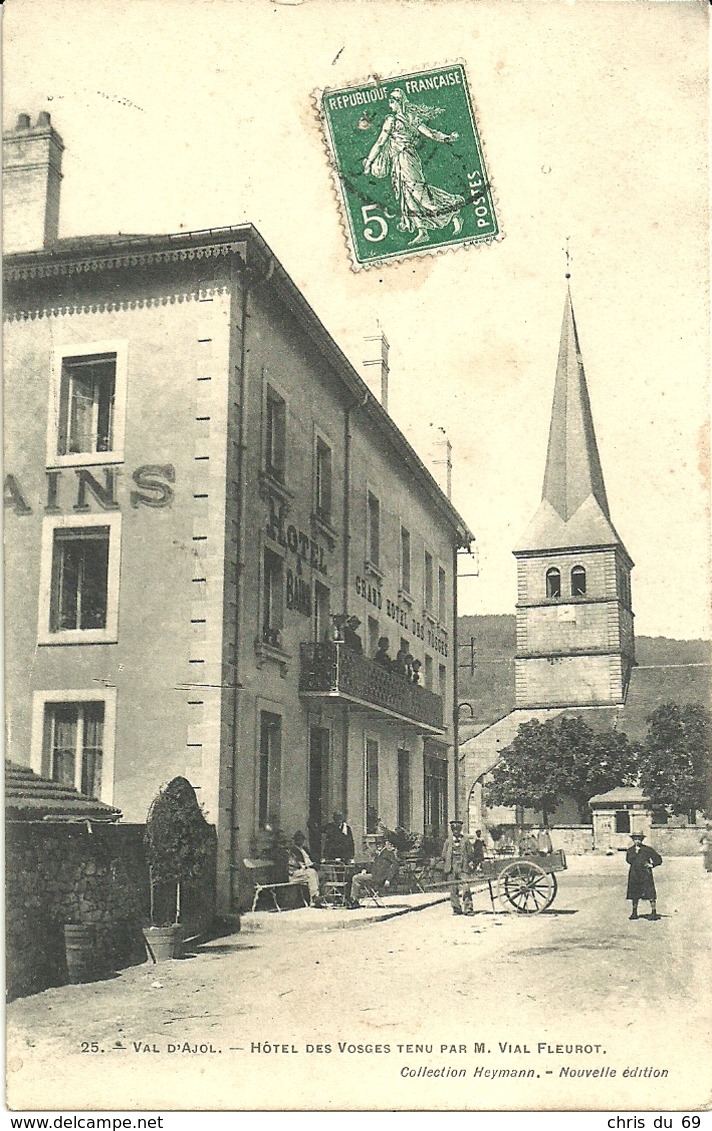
[3,0,710,1120]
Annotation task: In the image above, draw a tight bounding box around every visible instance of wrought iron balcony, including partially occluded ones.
[299,641,445,733]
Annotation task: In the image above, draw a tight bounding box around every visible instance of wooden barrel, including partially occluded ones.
[64,924,96,984]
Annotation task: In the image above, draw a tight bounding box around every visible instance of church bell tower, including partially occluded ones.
[512,288,635,708]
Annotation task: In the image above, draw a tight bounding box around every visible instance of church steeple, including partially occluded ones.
[515,289,628,557]
[543,289,610,522]
[512,288,635,709]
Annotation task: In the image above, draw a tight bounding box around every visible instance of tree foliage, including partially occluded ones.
[145,777,213,925]
[637,703,711,818]
[485,716,639,823]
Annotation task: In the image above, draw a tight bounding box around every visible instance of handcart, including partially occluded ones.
[478,849,568,914]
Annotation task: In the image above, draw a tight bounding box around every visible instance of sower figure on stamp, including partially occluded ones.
[442,819,474,916]
[626,833,662,920]
[363,88,464,247]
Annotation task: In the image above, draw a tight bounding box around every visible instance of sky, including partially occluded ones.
[4,0,710,640]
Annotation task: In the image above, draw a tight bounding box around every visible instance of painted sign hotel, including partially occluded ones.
[3,112,473,911]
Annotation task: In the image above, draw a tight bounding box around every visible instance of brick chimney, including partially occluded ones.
[3,111,64,253]
[361,331,390,411]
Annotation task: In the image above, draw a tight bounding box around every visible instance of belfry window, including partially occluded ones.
[571,565,586,597]
[546,567,561,599]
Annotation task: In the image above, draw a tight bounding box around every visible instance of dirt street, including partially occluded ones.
[7,856,711,1112]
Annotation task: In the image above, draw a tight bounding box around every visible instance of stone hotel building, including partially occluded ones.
[3,113,473,911]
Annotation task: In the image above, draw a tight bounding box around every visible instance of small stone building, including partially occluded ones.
[589,786,651,851]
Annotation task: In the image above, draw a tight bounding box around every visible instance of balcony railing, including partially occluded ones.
[299,641,444,733]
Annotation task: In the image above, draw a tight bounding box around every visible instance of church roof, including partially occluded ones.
[514,289,631,560]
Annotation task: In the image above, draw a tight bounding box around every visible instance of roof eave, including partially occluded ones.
[5,225,475,546]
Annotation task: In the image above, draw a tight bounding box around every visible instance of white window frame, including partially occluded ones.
[38,511,122,645]
[47,340,128,469]
[31,687,117,805]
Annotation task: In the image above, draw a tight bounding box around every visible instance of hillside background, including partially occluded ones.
[457,615,711,743]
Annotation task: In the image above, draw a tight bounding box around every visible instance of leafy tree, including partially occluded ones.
[637,703,711,819]
[485,716,638,823]
[485,719,562,823]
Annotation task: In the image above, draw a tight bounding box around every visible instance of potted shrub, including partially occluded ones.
[143,777,213,962]
[379,824,419,856]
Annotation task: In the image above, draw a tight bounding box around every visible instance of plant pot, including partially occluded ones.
[142,925,182,963]
[64,923,97,984]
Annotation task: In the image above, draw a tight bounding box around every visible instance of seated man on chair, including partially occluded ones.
[349,835,399,907]
[288,831,321,907]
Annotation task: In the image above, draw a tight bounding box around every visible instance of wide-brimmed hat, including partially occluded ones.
[630,833,646,841]
[450,819,464,829]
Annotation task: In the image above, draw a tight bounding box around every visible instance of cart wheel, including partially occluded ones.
[497,862,557,914]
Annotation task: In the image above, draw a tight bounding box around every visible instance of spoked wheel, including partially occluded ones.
[497,861,557,914]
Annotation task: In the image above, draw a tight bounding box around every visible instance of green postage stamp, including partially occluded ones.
[315,63,500,269]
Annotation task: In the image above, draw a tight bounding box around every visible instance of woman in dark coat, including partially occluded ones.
[626,833,662,920]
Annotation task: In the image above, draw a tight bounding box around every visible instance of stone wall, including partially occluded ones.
[6,822,216,1000]
[549,825,594,854]
[649,825,706,857]
[485,823,594,855]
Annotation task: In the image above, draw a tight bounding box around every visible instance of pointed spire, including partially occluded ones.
[514,288,629,555]
[541,288,610,522]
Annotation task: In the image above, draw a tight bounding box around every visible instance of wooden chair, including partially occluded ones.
[319,862,350,908]
[348,866,388,907]
[357,877,384,907]
[399,852,426,893]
